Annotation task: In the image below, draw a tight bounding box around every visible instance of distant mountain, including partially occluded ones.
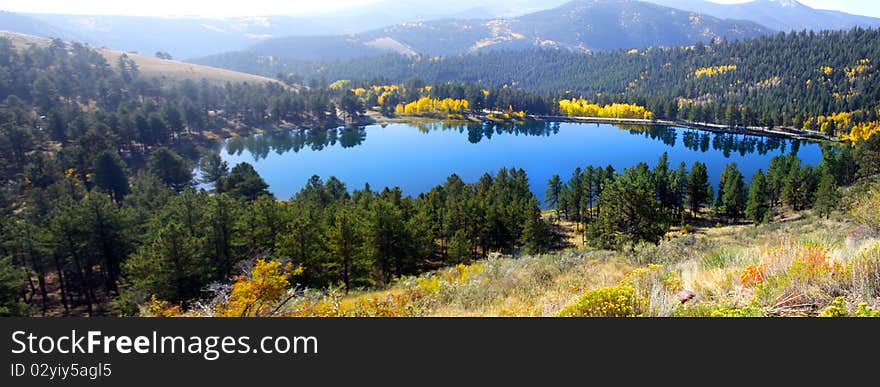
[0,11,81,41]
[5,1,564,60]
[204,0,771,64]
[24,14,369,60]
[646,0,880,31]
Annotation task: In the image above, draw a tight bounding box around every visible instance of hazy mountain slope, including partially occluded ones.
[0,31,280,86]
[10,1,562,60]
[205,0,771,63]
[646,0,880,31]
[0,11,82,41]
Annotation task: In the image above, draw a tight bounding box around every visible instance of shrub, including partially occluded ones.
[140,295,182,317]
[850,184,880,231]
[557,285,645,317]
[708,306,765,317]
[217,259,294,317]
[740,264,768,287]
[845,243,880,300]
[621,264,681,293]
[795,243,831,276]
[672,304,764,317]
[681,224,695,234]
[819,297,880,317]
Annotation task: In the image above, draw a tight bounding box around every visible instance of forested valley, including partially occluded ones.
[203,28,880,141]
[2,30,880,317]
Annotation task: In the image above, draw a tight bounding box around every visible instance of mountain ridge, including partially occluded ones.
[645,0,880,31]
[222,0,772,62]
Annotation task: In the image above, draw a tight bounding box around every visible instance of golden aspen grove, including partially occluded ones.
[558,98,654,120]
[395,97,470,118]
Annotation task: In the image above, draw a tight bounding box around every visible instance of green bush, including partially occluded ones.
[819,297,880,317]
[557,285,645,317]
[672,303,765,317]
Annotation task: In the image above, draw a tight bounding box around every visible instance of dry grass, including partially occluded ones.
[271,212,878,317]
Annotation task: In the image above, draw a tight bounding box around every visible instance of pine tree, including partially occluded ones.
[745,169,771,224]
[199,153,229,189]
[521,208,550,254]
[686,162,710,217]
[92,150,129,203]
[327,207,369,292]
[590,163,666,248]
[813,170,839,219]
[719,163,747,221]
[655,152,672,212]
[220,162,271,201]
[0,256,29,316]
[147,147,192,192]
[545,174,562,212]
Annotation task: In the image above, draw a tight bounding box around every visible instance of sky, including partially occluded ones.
[0,0,878,18]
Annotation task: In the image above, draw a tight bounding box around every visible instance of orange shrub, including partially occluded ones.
[740,264,768,287]
[796,243,831,276]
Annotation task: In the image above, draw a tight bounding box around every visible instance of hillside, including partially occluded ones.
[0,31,280,86]
[647,0,880,32]
[0,11,82,42]
[202,0,771,62]
[163,198,880,317]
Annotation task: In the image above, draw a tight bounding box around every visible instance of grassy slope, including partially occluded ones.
[277,210,878,317]
[1,31,281,86]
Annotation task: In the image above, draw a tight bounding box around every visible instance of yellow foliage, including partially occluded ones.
[371,85,399,93]
[557,285,645,317]
[694,65,737,78]
[819,296,880,318]
[397,97,470,117]
[351,87,367,97]
[142,295,182,317]
[845,63,870,79]
[809,110,880,141]
[845,122,880,143]
[329,80,351,90]
[558,98,653,120]
[820,66,834,75]
[217,259,296,317]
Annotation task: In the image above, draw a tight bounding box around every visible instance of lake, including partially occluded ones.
[216,121,823,205]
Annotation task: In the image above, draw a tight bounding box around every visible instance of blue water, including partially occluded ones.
[217,121,823,205]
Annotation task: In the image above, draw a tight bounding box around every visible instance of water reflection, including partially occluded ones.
[224,126,368,160]
[223,121,812,161]
[624,125,805,157]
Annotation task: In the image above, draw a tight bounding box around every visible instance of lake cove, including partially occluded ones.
[216,121,823,204]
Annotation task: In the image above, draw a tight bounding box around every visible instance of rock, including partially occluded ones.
[677,290,696,304]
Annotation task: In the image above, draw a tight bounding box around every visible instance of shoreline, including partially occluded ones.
[531,115,838,142]
[363,110,839,143]
[216,110,840,145]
